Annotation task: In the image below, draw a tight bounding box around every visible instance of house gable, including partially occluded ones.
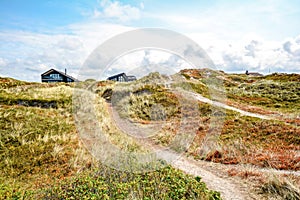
[107,73,136,82]
[245,70,263,77]
[41,69,79,83]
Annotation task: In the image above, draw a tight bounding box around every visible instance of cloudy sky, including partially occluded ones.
[0,0,300,81]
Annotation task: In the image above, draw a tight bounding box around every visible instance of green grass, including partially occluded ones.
[227,80,300,112]
[0,84,74,109]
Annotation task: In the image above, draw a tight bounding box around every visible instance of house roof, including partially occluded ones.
[247,72,263,76]
[41,68,79,81]
[107,73,137,82]
[107,73,126,80]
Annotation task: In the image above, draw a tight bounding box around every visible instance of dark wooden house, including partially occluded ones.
[41,69,79,83]
[245,70,263,77]
[107,73,137,82]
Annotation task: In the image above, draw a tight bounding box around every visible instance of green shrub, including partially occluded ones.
[40,165,221,200]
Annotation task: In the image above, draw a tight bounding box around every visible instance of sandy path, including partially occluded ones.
[108,102,254,200]
[185,91,273,120]
[152,146,251,200]
[172,157,253,200]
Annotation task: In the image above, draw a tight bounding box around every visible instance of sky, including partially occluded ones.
[0,0,300,81]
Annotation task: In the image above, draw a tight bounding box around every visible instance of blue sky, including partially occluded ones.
[0,0,300,81]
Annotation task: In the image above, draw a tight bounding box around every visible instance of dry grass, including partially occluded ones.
[260,175,300,200]
[189,112,300,170]
[111,83,180,122]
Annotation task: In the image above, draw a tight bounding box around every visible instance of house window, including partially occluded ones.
[50,74,61,79]
[119,76,125,82]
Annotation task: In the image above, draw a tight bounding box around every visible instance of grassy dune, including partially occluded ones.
[114,70,299,172]
[107,69,299,199]
[0,78,220,199]
[1,70,299,199]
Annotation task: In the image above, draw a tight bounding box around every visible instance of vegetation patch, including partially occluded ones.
[260,177,300,200]
[191,113,300,170]
[173,81,209,97]
[39,165,221,200]
[0,85,73,109]
[0,105,87,199]
[113,84,180,121]
[262,73,300,82]
[227,80,300,113]
[0,77,35,89]
[180,69,203,80]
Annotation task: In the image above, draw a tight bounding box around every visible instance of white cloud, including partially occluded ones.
[1,22,300,83]
[105,49,192,79]
[0,21,136,81]
[1,25,300,82]
[56,37,83,50]
[67,22,133,51]
[93,0,141,22]
[203,35,300,74]
[1,0,300,82]
[0,30,87,81]
[245,40,260,58]
[151,0,299,42]
[283,37,300,57]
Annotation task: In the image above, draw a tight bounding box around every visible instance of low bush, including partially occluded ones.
[39,165,221,200]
